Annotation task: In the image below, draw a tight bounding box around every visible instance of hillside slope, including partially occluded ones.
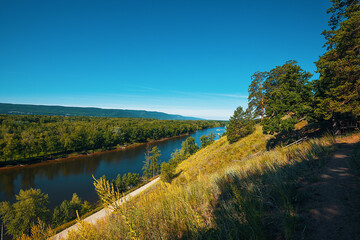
[65,127,338,240]
[0,103,200,120]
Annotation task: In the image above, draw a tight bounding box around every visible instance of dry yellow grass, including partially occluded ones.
[65,127,336,240]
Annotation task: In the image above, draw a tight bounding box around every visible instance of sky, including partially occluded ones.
[0,0,332,120]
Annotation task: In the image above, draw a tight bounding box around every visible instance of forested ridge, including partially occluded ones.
[0,103,200,120]
[0,114,224,164]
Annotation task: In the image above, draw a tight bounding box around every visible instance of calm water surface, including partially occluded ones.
[0,127,225,208]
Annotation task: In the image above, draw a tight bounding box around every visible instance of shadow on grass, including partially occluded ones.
[182,143,335,240]
[266,121,332,150]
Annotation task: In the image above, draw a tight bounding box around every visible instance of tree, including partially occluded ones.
[160,162,174,183]
[200,131,216,148]
[181,137,199,156]
[262,60,313,134]
[226,107,255,143]
[248,71,268,120]
[314,1,360,120]
[69,193,82,218]
[18,219,55,240]
[143,146,161,178]
[0,188,50,238]
[59,200,71,223]
[326,0,358,30]
[52,206,62,227]
[168,149,186,167]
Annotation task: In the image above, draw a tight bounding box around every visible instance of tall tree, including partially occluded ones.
[315,1,360,120]
[0,188,50,238]
[143,146,161,178]
[248,71,268,120]
[226,107,255,143]
[262,61,313,134]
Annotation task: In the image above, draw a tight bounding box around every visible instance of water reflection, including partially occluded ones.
[0,127,225,208]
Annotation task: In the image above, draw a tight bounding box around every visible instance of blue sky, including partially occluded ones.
[0,0,331,120]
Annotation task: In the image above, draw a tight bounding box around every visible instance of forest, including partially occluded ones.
[0,114,224,165]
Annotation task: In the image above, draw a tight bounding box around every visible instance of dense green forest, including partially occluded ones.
[0,103,200,120]
[0,114,224,164]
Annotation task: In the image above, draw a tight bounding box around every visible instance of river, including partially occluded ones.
[0,127,225,208]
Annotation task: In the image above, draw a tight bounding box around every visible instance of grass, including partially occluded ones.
[53,176,158,235]
[65,127,337,240]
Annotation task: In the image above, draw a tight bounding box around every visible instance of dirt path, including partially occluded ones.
[298,135,360,240]
[52,177,159,240]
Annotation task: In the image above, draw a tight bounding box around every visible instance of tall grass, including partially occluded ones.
[66,130,335,240]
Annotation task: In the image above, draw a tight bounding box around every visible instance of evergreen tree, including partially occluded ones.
[261,60,313,134]
[59,200,71,223]
[69,193,82,218]
[315,1,360,119]
[248,71,268,120]
[52,206,62,227]
[226,107,255,143]
[143,146,161,178]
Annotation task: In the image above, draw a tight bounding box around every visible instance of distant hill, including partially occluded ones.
[0,103,201,120]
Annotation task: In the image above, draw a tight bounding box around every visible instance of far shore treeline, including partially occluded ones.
[0,114,225,165]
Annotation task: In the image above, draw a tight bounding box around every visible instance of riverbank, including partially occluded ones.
[0,132,192,171]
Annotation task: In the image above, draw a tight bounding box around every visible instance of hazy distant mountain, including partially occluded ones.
[0,103,201,120]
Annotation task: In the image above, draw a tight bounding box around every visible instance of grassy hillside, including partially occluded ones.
[66,127,336,240]
[0,103,201,120]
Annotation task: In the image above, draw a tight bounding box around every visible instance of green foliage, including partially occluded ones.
[160,162,174,183]
[200,131,216,148]
[160,136,202,183]
[59,200,71,223]
[248,71,268,120]
[0,114,224,163]
[181,137,199,156]
[18,219,55,240]
[143,146,161,178]
[261,60,314,134]
[315,2,360,119]
[0,188,50,238]
[49,193,91,227]
[113,173,140,192]
[326,0,359,30]
[226,107,255,143]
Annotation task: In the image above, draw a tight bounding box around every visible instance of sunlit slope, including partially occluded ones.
[67,127,335,240]
[174,126,270,184]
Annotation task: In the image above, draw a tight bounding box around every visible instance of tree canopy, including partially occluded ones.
[261,60,313,134]
[315,1,360,119]
[143,146,161,179]
[226,107,255,143]
[248,71,268,120]
[0,114,224,164]
[0,188,50,238]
